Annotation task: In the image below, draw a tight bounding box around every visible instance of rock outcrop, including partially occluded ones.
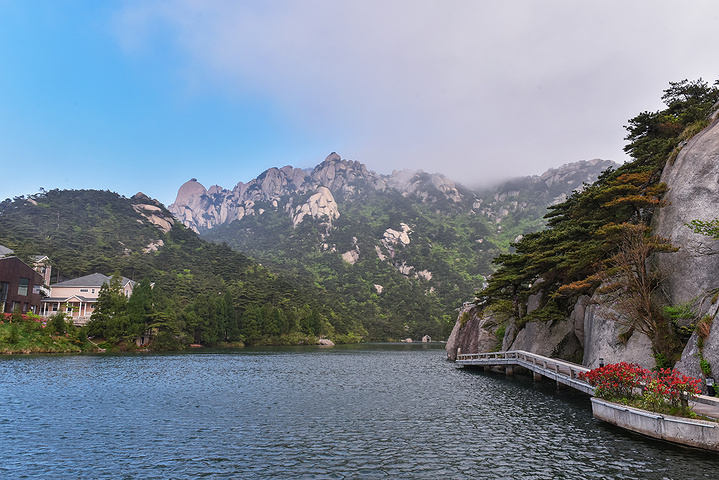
[446,304,500,361]
[446,287,655,368]
[170,153,615,234]
[131,193,175,234]
[292,187,340,227]
[581,296,655,370]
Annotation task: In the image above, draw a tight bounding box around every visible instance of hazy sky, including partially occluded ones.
[2,1,719,206]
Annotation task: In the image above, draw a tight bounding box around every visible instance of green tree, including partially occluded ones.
[240,304,261,344]
[86,273,129,341]
[127,278,154,337]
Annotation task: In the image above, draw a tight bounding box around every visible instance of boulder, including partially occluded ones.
[292,187,340,227]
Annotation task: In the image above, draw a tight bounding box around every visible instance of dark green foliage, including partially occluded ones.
[127,278,153,337]
[86,273,130,342]
[8,322,19,344]
[48,312,69,335]
[687,218,719,239]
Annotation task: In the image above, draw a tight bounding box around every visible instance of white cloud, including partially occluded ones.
[115,0,719,186]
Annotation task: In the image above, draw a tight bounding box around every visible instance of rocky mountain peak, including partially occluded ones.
[175,179,208,205]
[169,153,616,233]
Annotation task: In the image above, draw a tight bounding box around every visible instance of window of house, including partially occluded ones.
[0,282,9,303]
[18,278,29,296]
[80,289,88,292]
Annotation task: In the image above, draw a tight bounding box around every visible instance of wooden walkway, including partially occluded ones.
[456,350,595,395]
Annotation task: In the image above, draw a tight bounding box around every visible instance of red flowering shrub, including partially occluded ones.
[579,362,646,399]
[654,368,702,407]
[580,362,702,414]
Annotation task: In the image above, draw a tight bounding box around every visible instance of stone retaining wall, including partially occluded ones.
[591,398,719,451]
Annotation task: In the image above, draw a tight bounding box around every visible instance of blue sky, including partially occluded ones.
[2,1,719,206]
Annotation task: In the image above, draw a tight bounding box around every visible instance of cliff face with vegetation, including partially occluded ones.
[654,108,719,379]
[447,79,719,385]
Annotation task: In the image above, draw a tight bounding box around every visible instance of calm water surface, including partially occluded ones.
[1,344,718,479]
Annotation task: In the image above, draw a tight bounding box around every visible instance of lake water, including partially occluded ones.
[1,343,718,479]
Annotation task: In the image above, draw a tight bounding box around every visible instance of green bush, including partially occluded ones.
[48,313,69,335]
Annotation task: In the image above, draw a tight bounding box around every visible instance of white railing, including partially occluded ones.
[456,350,594,394]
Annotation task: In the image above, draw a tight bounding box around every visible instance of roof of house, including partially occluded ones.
[0,245,15,257]
[51,273,136,289]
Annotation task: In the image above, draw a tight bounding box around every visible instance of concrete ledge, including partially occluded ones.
[693,393,719,408]
[591,398,719,452]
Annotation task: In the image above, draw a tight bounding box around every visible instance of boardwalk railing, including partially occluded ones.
[456,350,595,395]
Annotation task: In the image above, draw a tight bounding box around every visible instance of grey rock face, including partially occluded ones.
[571,295,590,348]
[651,116,719,377]
[653,117,719,307]
[445,304,499,360]
[582,295,655,370]
[507,319,582,361]
[674,300,719,382]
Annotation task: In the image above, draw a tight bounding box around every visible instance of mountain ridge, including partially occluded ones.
[170,152,616,235]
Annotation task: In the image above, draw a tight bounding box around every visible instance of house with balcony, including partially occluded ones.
[41,273,137,326]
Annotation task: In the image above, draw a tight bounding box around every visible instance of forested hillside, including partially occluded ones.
[0,189,366,347]
[179,156,613,341]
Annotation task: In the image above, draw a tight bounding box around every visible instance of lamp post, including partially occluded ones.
[599,358,605,368]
